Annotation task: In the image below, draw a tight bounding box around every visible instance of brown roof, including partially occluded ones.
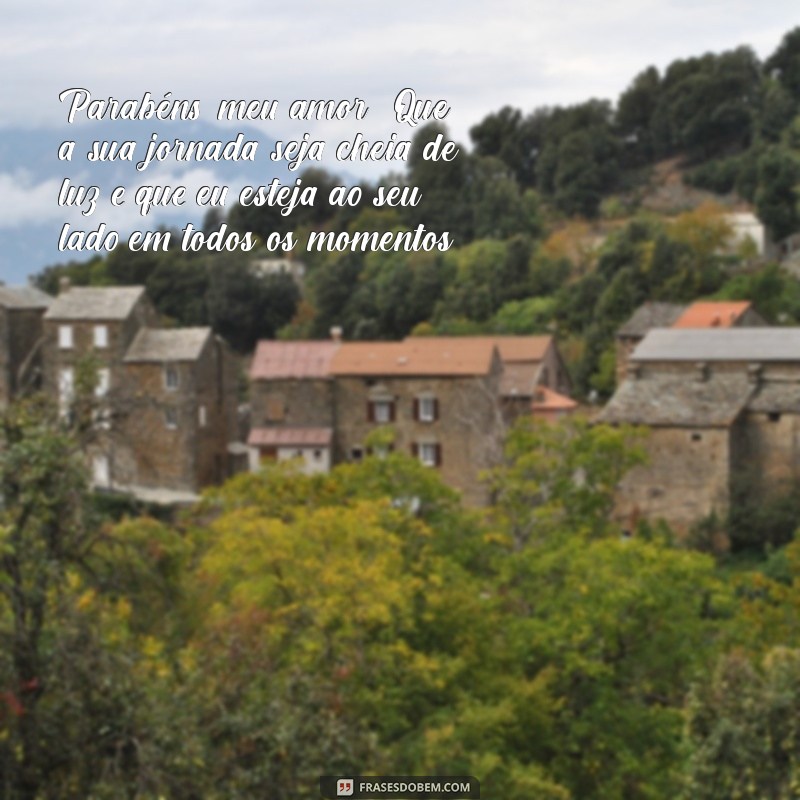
[331,339,497,376]
[124,328,211,362]
[672,301,752,329]
[250,341,339,380]
[531,386,578,411]
[248,427,332,447]
[407,335,552,363]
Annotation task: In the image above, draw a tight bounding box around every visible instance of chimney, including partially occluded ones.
[747,363,762,385]
[330,326,342,343]
[695,361,710,382]
[58,276,71,295]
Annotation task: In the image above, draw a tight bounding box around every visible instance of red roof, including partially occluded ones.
[407,335,552,363]
[248,427,333,447]
[531,386,578,411]
[672,301,751,329]
[330,339,497,376]
[250,341,339,380]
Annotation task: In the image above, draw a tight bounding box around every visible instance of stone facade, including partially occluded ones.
[41,285,239,501]
[600,328,800,535]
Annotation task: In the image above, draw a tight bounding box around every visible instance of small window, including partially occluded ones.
[418,442,441,467]
[351,446,364,462]
[417,396,437,422]
[313,449,323,460]
[768,412,781,423]
[95,368,110,399]
[165,408,178,429]
[164,365,179,391]
[58,325,73,350]
[93,325,108,348]
[691,432,702,442]
[198,405,207,427]
[58,367,74,415]
[369,399,394,424]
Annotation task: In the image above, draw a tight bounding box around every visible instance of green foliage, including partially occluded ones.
[684,647,800,799]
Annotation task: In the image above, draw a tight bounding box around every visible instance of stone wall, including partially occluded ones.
[333,371,504,506]
[613,425,732,533]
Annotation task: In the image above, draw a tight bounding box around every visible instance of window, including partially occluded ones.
[368,399,394,423]
[768,412,781,423]
[92,455,110,487]
[313,449,323,461]
[691,432,702,442]
[95,368,110,398]
[416,396,438,422]
[93,325,108,348]
[164,365,179,390]
[350,446,364,462]
[415,442,441,467]
[165,408,178,429]
[58,325,73,349]
[198,405,207,427]
[58,367,74,416]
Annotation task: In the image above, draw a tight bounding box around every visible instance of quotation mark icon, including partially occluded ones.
[337,778,354,796]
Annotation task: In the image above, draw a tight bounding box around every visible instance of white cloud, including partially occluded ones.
[0,172,63,227]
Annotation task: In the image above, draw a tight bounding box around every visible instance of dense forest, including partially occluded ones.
[3,400,800,799]
[36,27,800,398]
[4,26,800,799]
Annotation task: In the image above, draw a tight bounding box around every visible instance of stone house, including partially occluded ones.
[615,300,765,385]
[330,338,506,506]
[41,284,238,502]
[247,340,339,474]
[0,286,53,407]
[245,334,574,505]
[599,328,800,534]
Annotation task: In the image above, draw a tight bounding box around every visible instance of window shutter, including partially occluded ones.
[367,401,374,422]
[411,442,419,457]
[413,398,420,421]
[435,443,442,467]
[433,398,439,421]
[389,401,396,422]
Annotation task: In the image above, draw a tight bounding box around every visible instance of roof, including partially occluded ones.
[249,340,339,380]
[0,286,53,309]
[671,301,752,329]
[331,339,497,377]
[44,286,145,320]
[500,363,540,397]
[407,335,552,363]
[632,329,800,363]
[747,383,800,414]
[617,302,685,338]
[248,427,333,447]
[531,386,578,412]
[598,372,754,428]
[124,328,211,362]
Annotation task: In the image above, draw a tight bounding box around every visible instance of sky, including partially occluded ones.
[0,0,799,282]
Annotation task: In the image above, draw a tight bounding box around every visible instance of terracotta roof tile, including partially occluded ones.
[250,341,339,380]
[331,339,496,376]
[671,301,752,329]
[531,386,578,411]
[407,335,552,362]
